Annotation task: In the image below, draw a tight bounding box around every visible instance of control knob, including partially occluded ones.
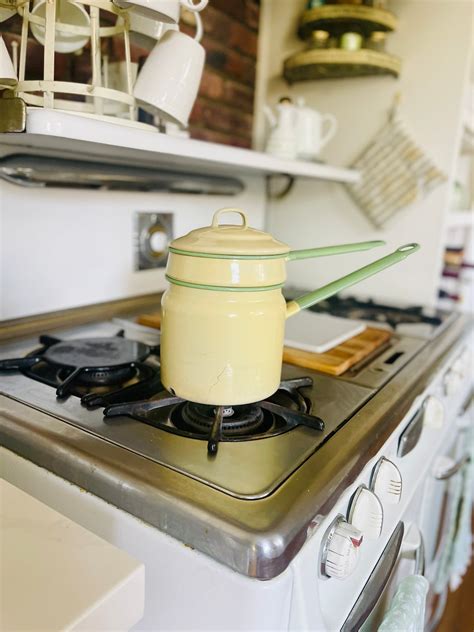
[423,395,445,428]
[348,486,384,539]
[321,517,363,580]
[370,457,402,504]
[443,369,462,397]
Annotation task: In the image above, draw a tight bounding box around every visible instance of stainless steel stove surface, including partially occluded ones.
[0,322,377,499]
[1,314,470,579]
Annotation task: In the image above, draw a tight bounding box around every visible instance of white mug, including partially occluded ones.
[30,0,90,54]
[114,0,207,23]
[128,12,166,49]
[0,35,17,87]
[133,13,204,127]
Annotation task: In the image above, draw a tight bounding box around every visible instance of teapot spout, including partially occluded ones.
[286,244,420,319]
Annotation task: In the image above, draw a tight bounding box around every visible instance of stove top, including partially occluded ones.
[0,317,428,499]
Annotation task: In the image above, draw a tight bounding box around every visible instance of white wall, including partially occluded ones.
[255,0,472,306]
[0,178,266,320]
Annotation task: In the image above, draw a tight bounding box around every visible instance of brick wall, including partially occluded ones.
[0,1,260,148]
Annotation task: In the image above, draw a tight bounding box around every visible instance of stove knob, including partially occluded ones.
[321,517,363,580]
[423,395,445,428]
[444,369,461,396]
[348,486,384,539]
[370,457,402,505]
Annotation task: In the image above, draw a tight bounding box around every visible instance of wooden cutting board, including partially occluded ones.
[137,312,392,377]
[283,327,391,375]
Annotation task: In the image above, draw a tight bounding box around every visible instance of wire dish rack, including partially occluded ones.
[11,0,148,129]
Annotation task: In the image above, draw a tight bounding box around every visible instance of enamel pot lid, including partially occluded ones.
[169,208,290,258]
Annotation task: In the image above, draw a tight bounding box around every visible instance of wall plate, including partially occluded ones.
[134,212,173,271]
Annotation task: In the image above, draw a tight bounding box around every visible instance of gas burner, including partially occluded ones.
[104,377,324,455]
[0,331,162,407]
[306,295,445,331]
[175,402,270,437]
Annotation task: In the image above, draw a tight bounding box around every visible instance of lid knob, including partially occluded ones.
[211,208,248,229]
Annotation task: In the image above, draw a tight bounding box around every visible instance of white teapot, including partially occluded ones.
[295,98,338,160]
[263,97,298,160]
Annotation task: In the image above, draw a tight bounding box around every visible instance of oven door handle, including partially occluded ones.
[341,522,404,632]
[434,454,471,480]
[341,522,426,632]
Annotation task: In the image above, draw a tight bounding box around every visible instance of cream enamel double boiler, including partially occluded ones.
[161,208,419,405]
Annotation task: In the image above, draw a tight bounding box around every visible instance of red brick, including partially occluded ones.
[229,20,257,58]
[198,69,225,100]
[202,37,256,86]
[189,126,251,149]
[222,80,254,112]
[208,0,246,23]
[189,99,253,138]
[245,1,260,31]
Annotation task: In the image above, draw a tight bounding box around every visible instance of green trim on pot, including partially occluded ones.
[168,246,289,260]
[165,275,285,292]
[168,240,385,261]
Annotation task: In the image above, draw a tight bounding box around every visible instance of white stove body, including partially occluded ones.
[2,337,471,631]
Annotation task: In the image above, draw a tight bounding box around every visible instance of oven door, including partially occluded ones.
[340,521,426,632]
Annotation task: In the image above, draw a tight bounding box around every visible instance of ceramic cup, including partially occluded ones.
[30,0,90,54]
[128,11,166,49]
[114,0,207,23]
[0,35,17,88]
[133,13,204,126]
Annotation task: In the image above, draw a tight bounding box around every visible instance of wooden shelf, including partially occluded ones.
[0,109,360,184]
[284,48,400,82]
[298,5,398,39]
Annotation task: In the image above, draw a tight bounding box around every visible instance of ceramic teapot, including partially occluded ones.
[295,98,338,160]
[264,97,298,160]
[160,208,420,406]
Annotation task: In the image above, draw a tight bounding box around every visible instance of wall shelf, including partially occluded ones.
[0,109,360,184]
[298,5,398,39]
[284,48,400,82]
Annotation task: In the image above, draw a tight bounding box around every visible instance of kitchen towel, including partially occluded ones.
[448,426,473,591]
[345,100,446,229]
[433,426,473,594]
[377,574,429,632]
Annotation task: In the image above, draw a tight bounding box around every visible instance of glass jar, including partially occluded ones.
[308,30,329,49]
[367,31,387,51]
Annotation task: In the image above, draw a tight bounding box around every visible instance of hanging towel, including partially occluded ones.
[449,427,473,591]
[433,426,473,594]
[377,574,429,632]
[345,104,446,229]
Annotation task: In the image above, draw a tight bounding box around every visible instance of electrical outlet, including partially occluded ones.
[134,212,173,271]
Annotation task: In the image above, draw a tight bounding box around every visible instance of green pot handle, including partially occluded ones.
[286,243,420,318]
[287,240,385,261]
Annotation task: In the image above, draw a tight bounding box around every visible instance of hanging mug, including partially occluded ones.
[133,12,204,126]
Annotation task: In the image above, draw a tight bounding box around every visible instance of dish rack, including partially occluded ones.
[7,0,150,129]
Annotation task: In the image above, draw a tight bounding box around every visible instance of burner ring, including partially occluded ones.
[170,402,275,438]
[59,365,137,386]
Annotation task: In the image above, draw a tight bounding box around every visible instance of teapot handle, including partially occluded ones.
[286,244,420,318]
[320,113,338,149]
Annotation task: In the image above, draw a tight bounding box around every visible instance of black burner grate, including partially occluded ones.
[104,377,325,455]
[0,331,162,407]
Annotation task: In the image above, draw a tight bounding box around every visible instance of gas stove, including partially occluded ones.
[0,320,426,498]
[1,312,471,632]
